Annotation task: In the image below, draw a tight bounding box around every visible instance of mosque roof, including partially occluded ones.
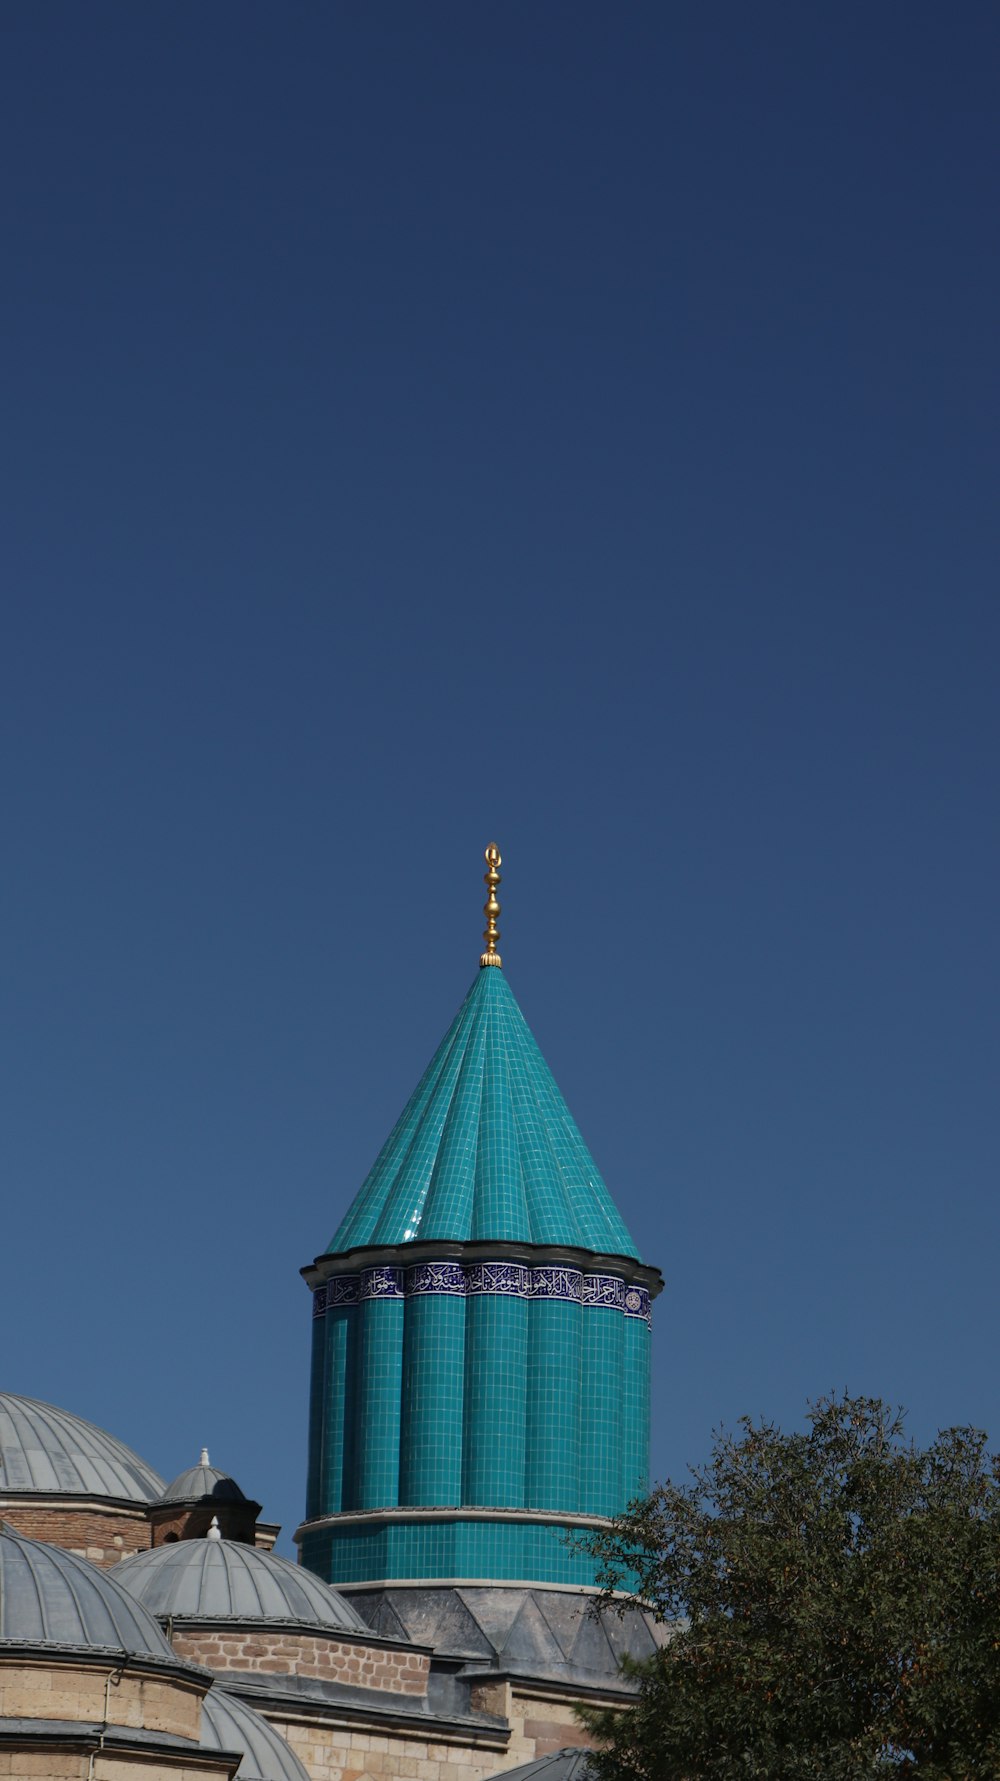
[328,964,638,1257]
[489,1752,594,1781]
[360,1582,662,1687]
[161,1448,248,1504]
[0,1525,174,1659]
[113,1536,369,1632]
[201,1687,310,1781]
[0,1393,165,1503]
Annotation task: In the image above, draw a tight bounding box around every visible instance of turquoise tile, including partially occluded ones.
[304,957,657,1597]
[302,1513,609,1590]
[463,1294,527,1506]
[400,1294,465,1505]
[325,967,639,1256]
[525,1300,581,1511]
[580,1305,624,1515]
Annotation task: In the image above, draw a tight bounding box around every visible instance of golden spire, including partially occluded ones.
[479,843,502,969]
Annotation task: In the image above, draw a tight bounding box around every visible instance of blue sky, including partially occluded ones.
[2,3,997,1552]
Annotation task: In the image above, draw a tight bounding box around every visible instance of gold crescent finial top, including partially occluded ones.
[479,843,502,968]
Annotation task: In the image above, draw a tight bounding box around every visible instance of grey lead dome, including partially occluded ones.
[161,1453,247,1504]
[0,1392,165,1502]
[201,1687,310,1781]
[113,1537,369,1631]
[0,1525,174,1659]
[488,1754,594,1781]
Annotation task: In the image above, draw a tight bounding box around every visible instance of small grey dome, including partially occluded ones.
[0,1393,164,1503]
[490,1754,594,1781]
[161,1448,247,1505]
[201,1688,310,1781]
[0,1525,174,1658]
[113,1538,369,1632]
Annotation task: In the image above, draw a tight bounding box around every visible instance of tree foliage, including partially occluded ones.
[579,1396,1000,1779]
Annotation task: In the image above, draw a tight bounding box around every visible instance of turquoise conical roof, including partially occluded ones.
[329,967,639,1257]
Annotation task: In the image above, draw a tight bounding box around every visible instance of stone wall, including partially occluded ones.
[0,1494,280,1570]
[269,1719,510,1781]
[170,1628,430,1696]
[0,1752,231,1780]
[0,1499,152,1568]
[150,1501,261,1547]
[504,1685,600,1764]
[260,1681,604,1781]
[451,1680,601,1769]
[0,1652,205,1744]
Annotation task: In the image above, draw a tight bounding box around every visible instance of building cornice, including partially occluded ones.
[222,1676,509,1747]
[0,1641,214,1686]
[332,1578,643,1601]
[294,1505,613,1544]
[302,1240,663,1298]
[458,1669,639,1705]
[0,1719,226,1771]
[160,1614,429,1655]
[0,1491,154,1517]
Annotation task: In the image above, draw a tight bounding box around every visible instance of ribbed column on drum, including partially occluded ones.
[526,1275,582,1512]
[353,1269,404,1510]
[399,1264,465,1506]
[305,1287,328,1521]
[621,1288,652,1504]
[580,1274,625,1516]
[319,1294,356,1515]
[462,1267,528,1507]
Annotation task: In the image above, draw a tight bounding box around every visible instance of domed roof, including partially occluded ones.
[328,967,639,1255]
[0,1393,164,1502]
[113,1537,369,1632]
[161,1448,247,1504]
[489,1753,594,1781]
[0,1524,173,1658]
[201,1687,310,1781]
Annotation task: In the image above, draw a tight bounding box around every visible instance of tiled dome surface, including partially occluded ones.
[489,1753,594,1781]
[201,1687,310,1781]
[329,968,638,1255]
[0,1525,173,1657]
[359,1583,662,1685]
[161,1459,247,1504]
[113,1537,368,1630]
[0,1393,164,1502]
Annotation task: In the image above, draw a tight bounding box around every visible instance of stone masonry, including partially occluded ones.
[169,1629,430,1696]
[0,1499,152,1568]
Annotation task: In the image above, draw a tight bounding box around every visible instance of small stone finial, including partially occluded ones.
[479,844,502,969]
[206,1515,222,1541]
[199,1448,210,1467]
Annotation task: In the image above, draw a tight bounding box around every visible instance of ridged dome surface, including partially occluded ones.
[489,1754,594,1781]
[0,1393,164,1502]
[161,1461,247,1504]
[0,1525,174,1657]
[201,1687,310,1781]
[329,968,638,1255]
[113,1537,368,1630]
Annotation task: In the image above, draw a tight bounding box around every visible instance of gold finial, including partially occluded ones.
[479,843,502,968]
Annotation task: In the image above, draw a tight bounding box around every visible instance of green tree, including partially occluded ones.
[579,1396,1000,1779]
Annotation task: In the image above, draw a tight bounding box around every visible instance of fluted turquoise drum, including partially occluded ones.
[306,1292,328,1521]
[299,1511,608,1588]
[462,1282,528,1507]
[320,1298,354,1514]
[299,960,661,1593]
[353,1280,405,1509]
[580,1275,625,1516]
[622,1289,652,1503]
[399,1269,465,1506]
[526,1286,582,1511]
[308,1291,355,1519]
